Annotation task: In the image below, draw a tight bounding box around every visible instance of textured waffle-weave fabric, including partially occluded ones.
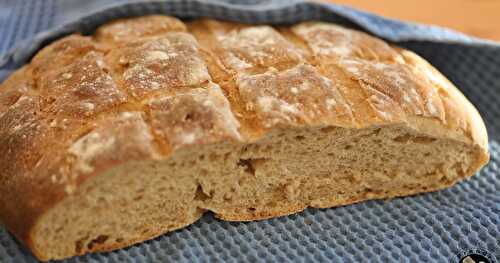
[0,0,499,262]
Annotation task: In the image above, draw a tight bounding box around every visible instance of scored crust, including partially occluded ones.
[0,15,489,261]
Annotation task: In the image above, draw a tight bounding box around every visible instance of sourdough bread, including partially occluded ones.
[0,16,489,261]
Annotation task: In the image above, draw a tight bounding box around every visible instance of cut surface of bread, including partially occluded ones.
[0,15,489,261]
[33,125,483,259]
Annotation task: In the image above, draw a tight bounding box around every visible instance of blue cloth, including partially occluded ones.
[0,1,499,262]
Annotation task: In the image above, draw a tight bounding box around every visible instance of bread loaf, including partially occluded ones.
[0,15,489,261]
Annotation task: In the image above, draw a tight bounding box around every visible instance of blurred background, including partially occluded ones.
[325,0,500,41]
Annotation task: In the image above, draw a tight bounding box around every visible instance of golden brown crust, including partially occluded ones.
[105,33,211,100]
[94,15,187,45]
[147,84,242,151]
[0,15,489,260]
[0,66,36,115]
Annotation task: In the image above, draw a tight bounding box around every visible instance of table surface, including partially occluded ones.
[325,0,500,42]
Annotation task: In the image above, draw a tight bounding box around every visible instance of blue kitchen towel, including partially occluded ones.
[0,0,499,262]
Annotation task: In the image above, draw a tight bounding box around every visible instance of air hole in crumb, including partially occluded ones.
[237,159,256,176]
[183,113,193,121]
[133,195,143,201]
[440,177,450,184]
[75,236,88,253]
[87,235,108,250]
[412,136,436,144]
[394,134,436,144]
[116,238,124,243]
[295,135,305,141]
[393,134,411,143]
[320,126,336,133]
[344,145,352,150]
[194,184,210,201]
[248,207,256,212]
